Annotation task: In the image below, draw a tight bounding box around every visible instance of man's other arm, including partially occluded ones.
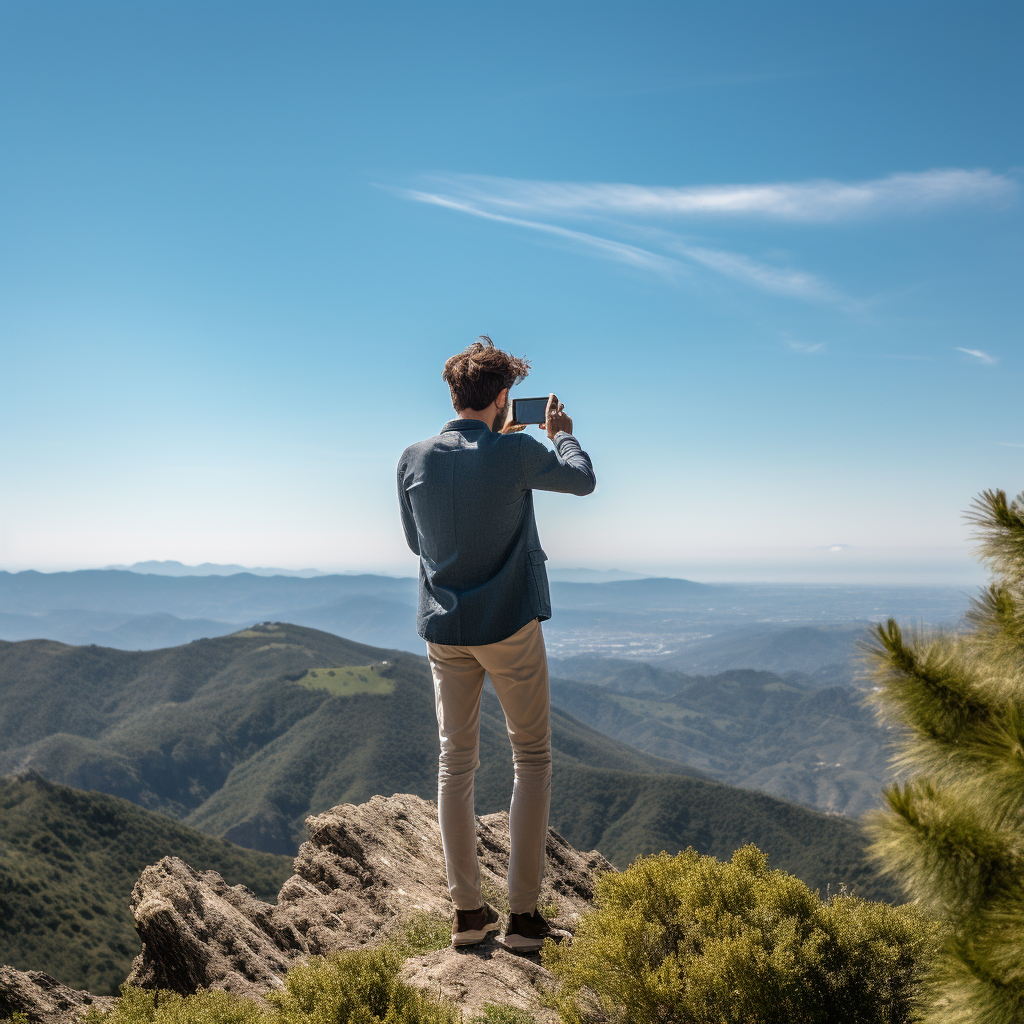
[397,457,420,555]
[519,432,597,496]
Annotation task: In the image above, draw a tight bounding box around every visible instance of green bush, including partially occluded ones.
[544,845,940,1024]
[268,946,459,1024]
[81,986,271,1024]
[78,948,460,1024]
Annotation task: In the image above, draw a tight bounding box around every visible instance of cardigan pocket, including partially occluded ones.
[527,548,551,619]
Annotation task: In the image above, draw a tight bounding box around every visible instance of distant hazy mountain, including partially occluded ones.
[0,608,240,648]
[0,624,894,904]
[0,569,970,665]
[104,560,332,577]
[546,567,652,583]
[659,622,871,678]
[0,771,291,995]
[107,561,651,583]
[550,576,715,608]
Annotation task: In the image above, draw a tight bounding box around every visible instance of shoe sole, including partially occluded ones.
[452,922,501,947]
[498,933,544,953]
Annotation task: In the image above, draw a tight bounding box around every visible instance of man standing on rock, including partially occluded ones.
[397,336,596,952]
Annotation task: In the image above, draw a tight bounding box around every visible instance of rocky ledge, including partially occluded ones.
[1,794,614,1024]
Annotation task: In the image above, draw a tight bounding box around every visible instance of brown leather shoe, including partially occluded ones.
[500,910,572,953]
[452,903,502,947]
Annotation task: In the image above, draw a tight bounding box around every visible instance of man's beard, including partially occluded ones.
[491,395,509,433]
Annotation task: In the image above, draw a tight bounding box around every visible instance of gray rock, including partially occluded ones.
[401,945,562,1023]
[125,793,614,1018]
[0,967,115,1024]
[1,794,611,1022]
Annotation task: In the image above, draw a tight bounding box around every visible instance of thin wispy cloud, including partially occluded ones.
[672,244,840,301]
[784,339,826,354]
[404,187,843,301]
[396,167,1015,305]
[426,169,1015,224]
[956,347,999,365]
[405,191,682,278]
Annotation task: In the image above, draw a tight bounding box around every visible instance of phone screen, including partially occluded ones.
[513,397,549,424]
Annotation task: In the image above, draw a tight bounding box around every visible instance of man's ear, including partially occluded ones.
[498,388,510,407]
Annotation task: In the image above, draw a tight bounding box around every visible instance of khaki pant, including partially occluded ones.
[426,617,551,914]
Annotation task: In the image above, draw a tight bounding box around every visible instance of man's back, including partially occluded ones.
[400,337,594,950]
[398,418,595,646]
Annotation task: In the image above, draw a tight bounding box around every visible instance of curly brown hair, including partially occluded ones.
[442,336,531,412]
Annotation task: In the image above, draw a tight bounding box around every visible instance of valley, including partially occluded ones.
[0,623,892,903]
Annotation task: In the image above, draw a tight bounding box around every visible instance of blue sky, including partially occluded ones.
[1,1,1020,582]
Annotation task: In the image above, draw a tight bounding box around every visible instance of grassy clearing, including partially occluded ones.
[294,664,395,697]
[232,625,287,638]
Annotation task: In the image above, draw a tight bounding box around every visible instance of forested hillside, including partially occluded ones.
[0,624,893,901]
[0,773,292,995]
[549,655,889,815]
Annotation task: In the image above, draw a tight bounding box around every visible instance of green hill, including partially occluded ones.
[548,656,890,816]
[0,624,702,853]
[0,624,896,905]
[0,772,292,996]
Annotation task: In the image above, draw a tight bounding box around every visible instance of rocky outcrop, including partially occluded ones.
[0,967,115,1024]
[124,793,613,1020]
[1,794,611,1022]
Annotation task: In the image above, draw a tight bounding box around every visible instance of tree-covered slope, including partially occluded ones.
[0,772,292,996]
[549,764,885,898]
[548,656,890,816]
[0,625,700,848]
[0,623,894,902]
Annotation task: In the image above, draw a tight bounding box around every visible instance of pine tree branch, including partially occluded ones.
[966,489,1024,583]
[867,619,998,744]
[867,782,1023,918]
[867,626,1024,814]
[967,584,1024,672]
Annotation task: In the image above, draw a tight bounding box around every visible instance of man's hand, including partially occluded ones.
[498,394,526,434]
[543,394,573,440]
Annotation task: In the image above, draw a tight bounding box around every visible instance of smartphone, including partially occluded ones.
[512,397,550,425]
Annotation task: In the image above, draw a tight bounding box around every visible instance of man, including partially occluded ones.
[397,336,596,952]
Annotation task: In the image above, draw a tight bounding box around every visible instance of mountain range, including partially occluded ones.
[104,561,332,577]
[103,561,652,584]
[0,569,970,669]
[548,654,889,816]
[0,623,895,905]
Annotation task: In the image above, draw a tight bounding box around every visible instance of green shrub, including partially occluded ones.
[80,948,461,1024]
[544,845,940,1024]
[268,946,460,1024]
[81,986,271,1024]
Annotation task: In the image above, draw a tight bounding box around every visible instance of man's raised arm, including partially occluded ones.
[517,394,596,496]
